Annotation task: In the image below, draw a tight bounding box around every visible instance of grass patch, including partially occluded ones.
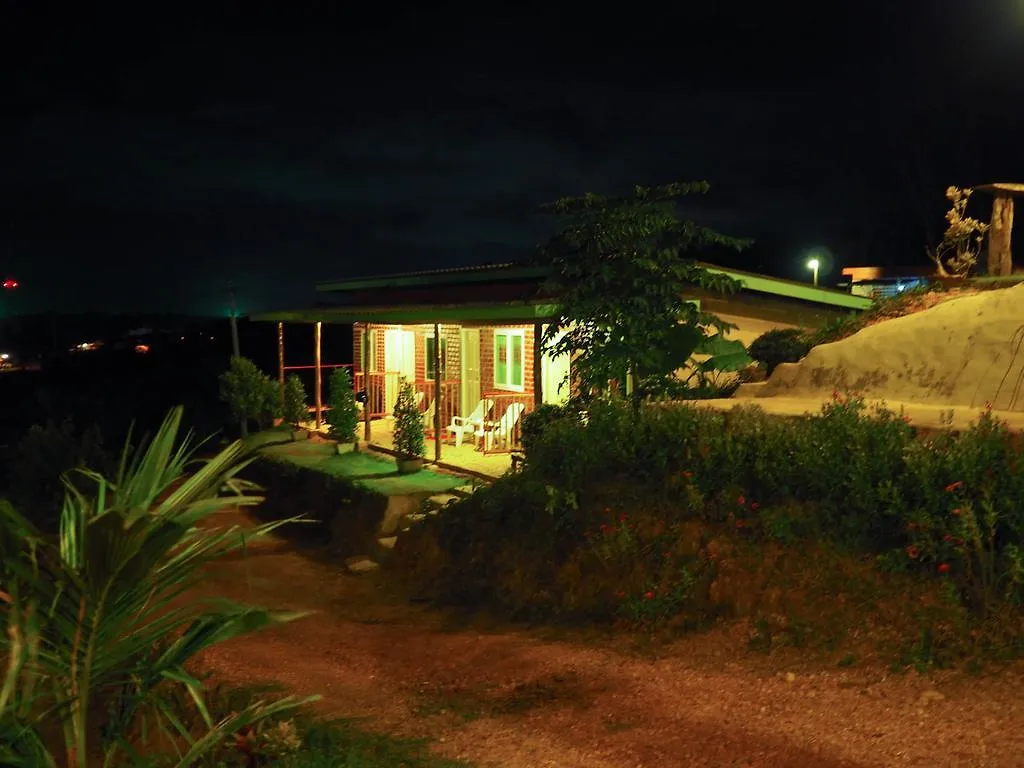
[258,440,466,496]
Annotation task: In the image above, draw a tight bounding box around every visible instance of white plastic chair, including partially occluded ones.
[446,398,493,447]
[475,401,526,451]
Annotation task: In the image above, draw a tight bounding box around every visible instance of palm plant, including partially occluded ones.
[0,407,317,767]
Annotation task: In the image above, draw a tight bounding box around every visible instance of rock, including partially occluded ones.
[379,494,425,535]
[425,493,461,510]
[345,556,380,574]
[917,690,946,705]
[785,672,797,683]
[378,536,398,549]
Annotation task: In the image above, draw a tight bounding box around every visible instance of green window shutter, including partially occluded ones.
[511,334,523,386]
[495,332,508,385]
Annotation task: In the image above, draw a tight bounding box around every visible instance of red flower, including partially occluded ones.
[599,523,609,532]
[750,502,760,512]
[664,551,672,558]
[736,520,744,529]
[831,389,840,400]
[906,545,920,559]
[938,563,951,574]
[683,471,693,480]
[945,481,964,493]
[615,590,625,598]
[902,415,912,424]
[737,495,746,506]
[943,534,953,543]
[951,508,962,516]
[644,591,655,600]
[619,513,628,522]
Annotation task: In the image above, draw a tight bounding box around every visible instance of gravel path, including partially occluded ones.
[197,510,1024,767]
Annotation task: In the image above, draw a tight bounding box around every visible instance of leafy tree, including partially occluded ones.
[536,182,752,407]
[281,374,308,428]
[392,379,425,459]
[218,356,278,434]
[326,366,360,444]
[749,328,812,375]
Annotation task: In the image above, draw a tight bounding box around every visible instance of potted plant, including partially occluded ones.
[392,378,425,473]
[326,366,360,453]
[282,374,309,440]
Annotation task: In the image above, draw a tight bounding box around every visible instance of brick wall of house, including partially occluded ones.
[352,323,400,376]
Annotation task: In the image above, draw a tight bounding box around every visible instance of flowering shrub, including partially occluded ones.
[405,394,1024,655]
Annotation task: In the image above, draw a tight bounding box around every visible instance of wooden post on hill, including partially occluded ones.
[974,183,1024,277]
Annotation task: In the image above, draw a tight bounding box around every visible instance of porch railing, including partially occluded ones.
[416,379,460,438]
[353,370,400,419]
[479,391,534,454]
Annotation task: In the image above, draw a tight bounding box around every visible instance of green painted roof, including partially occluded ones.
[254,260,871,323]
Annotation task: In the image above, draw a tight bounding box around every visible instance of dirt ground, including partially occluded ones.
[196,509,1024,767]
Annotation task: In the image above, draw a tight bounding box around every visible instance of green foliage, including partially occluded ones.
[535,182,752,404]
[158,683,467,767]
[748,328,812,375]
[4,419,111,533]
[519,403,569,454]
[282,374,309,427]
[409,392,1024,657]
[0,407,315,768]
[325,367,360,444]
[392,379,425,459]
[218,356,280,430]
[240,458,387,556]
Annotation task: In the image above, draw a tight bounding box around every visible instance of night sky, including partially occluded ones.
[2,2,1023,315]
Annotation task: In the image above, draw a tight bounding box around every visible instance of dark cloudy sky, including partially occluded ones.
[2,1,1023,314]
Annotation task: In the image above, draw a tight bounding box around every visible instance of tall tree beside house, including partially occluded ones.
[535,182,753,406]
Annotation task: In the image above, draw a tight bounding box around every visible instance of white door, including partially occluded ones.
[541,325,571,405]
[460,328,481,417]
[384,329,416,414]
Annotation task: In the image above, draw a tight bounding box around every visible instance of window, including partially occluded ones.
[494,329,524,389]
[425,335,447,380]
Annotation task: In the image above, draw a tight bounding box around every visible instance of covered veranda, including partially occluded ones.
[254,298,566,480]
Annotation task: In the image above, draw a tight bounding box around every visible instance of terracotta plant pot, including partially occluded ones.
[396,457,424,475]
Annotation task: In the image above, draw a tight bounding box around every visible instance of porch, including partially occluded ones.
[269,318,570,479]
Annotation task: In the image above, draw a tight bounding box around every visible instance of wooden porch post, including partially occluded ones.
[313,321,322,430]
[276,322,285,416]
[533,323,543,407]
[433,322,442,463]
[362,324,371,442]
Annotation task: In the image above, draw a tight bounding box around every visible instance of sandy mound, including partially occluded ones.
[752,283,1024,412]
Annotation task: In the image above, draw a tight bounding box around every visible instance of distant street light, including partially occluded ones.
[806,258,820,288]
